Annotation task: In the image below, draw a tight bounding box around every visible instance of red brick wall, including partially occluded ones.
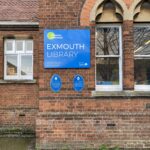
[37,0,150,149]
[0,30,39,132]
[37,111,150,149]
[123,21,134,90]
[125,0,134,7]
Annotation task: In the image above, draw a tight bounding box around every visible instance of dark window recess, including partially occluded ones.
[146,103,150,109]
[107,123,116,127]
[19,113,26,117]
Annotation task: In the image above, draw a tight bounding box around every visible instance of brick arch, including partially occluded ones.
[129,0,144,14]
[80,0,128,26]
[129,0,150,20]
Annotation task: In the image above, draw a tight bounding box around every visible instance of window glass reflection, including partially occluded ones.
[16,41,24,52]
[21,55,32,75]
[134,27,150,55]
[96,27,119,55]
[135,59,150,85]
[96,58,119,85]
[6,55,17,76]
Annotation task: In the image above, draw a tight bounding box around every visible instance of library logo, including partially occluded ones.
[47,32,63,40]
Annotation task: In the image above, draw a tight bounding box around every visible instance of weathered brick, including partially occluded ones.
[37,0,150,149]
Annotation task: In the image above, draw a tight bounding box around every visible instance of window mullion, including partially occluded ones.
[134,55,150,58]
[96,55,120,58]
[18,54,21,79]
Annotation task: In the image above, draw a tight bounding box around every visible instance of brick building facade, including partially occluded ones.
[0,0,38,135]
[0,0,150,149]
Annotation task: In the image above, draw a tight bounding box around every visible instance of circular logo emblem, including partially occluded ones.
[47,32,55,40]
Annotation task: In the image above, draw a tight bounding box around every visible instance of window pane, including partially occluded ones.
[6,55,17,76]
[25,40,33,52]
[96,58,119,85]
[16,40,24,52]
[134,27,150,55]
[6,41,13,52]
[96,27,119,55]
[21,55,32,75]
[135,58,150,85]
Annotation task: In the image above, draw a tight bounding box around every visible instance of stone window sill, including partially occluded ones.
[92,90,150,97]
[0,79,37,84]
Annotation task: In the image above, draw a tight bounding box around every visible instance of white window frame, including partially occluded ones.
[134,24,150,91]
[95,25,123,91]
[4,39,33,80]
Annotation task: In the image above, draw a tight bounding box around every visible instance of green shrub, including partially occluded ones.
[99,145,120,150]
[99,145,108,150]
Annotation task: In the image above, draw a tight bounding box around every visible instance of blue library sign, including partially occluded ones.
[50,74,62,92]
[44,29,90,68]
[73,75,84,92]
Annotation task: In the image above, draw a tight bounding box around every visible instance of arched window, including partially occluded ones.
[133,0,150,91]
[95,0,123,22]
[134,0,150,22]
[95,0,123,91]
